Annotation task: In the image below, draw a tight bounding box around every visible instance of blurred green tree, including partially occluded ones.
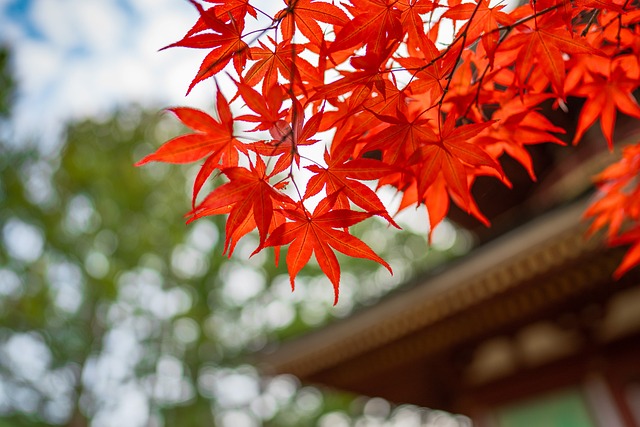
[0,46,469,427]
[0,47,13,118]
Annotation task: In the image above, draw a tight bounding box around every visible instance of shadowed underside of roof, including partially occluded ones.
[257,197,640,410]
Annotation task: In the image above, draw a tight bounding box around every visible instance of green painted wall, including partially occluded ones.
[496,388,597,427]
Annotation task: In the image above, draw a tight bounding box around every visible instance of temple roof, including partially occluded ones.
[257,197,639,410]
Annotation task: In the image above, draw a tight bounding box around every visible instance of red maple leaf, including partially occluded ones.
[611,227,640,278]
[262,203,392,304]
[396,36,457,100]
[235,82,287,131]
[204,0,257,23]
[585,144,640,278]
[362,105,437,166]
[189,156,294,250]
[498,12,599,96]
[571,64,640,148]
[311,44,394,109]
[276,0,349,47]
[474,93,566,180]
[443,0,513,61]
[304,147,400,226]
[410,115,501,210]
[248,99,324,175]
[244,38,318,93]
[330,0,403,54]
[166,0,249,94]
[397,0,438,52]
[136,89,247,206]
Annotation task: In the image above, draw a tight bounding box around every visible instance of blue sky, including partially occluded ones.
[0,0,213,151]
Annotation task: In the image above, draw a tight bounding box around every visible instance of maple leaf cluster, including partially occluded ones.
[137,0,640,303]
[584,144,640,278]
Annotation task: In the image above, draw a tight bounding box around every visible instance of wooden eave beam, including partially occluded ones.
[257,198,606,379]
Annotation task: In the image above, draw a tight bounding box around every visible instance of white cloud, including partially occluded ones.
[74,1,128,52]
[29,1,75,49]
[29,0,128,53]
[1,0,203,151]
[13,38,62,94]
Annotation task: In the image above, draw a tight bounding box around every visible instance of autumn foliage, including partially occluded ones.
[137,0,640,303]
